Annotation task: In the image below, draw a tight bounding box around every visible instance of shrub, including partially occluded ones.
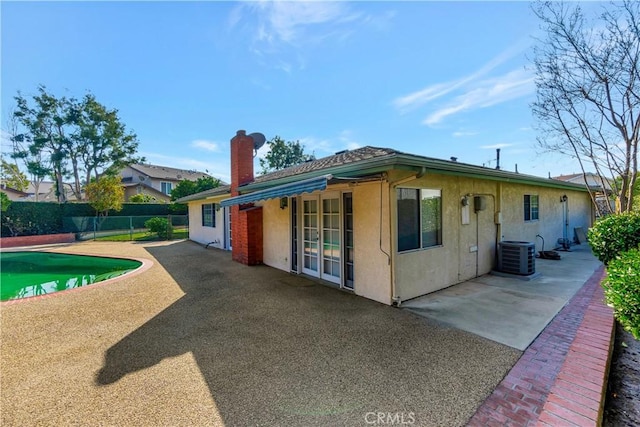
[0,193,11,212]
[603,248,640,340]
[1,202,63,237]
[144,217,172,240]
[588,212,640,265]
[129,193,155,203]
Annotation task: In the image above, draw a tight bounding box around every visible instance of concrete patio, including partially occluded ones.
[402,244,602,350]
[1,240,521,427]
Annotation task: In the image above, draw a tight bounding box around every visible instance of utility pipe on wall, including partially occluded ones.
[388,170,424,306]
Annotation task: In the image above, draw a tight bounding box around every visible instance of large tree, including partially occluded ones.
[259,136,315,174]
[0,158,29,192]
[5,109,47,199]
[11,86,141,202]
[532,1,639,213]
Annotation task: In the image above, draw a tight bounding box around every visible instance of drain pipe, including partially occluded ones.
[388,171,424,306]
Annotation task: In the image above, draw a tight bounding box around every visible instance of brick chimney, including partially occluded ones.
[230,130,255,195]
[230,130,263,265]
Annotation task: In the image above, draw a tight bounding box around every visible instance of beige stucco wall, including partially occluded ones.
[222,171,593,307]
[393,172,593,302]
[352,181,393,305]
[187,200,226,249]
[500,184,593,251]
[261,198,291,272]
[393,173,495,300]
[258,181,393,305]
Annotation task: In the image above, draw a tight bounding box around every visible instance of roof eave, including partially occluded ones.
[239,153,591,193]
[175,189,231,203]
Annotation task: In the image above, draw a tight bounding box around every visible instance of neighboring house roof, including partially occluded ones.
[122,182,172,200]
[0,185,28,201]
[552,172,613,191]
[126,163,211,181]
[21,181,77,202]
[179,146,592,203]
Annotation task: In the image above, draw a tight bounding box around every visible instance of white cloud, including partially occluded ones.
[452,131,478,138]
[191,139,221,152]
[480,143,516,149]
[249,1,362,46]
[393,42,527,112]
[393,39,534,125]
[423,69,535,126]
[338,129,361,150]
[300,131,361,155]
[231,1,394,72]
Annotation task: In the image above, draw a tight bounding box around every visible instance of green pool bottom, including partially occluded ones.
[1,251,142,301]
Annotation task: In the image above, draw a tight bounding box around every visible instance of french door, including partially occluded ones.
[301,193,342,284]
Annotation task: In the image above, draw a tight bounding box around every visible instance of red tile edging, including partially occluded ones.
[1,233,76,248]
[468,266,614,427]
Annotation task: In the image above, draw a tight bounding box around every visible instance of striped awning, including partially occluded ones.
[220,174,332,207]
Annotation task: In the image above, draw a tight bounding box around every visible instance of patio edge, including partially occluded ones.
[467,266,614,427]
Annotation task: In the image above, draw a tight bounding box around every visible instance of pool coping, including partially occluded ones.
[0,251,153,306]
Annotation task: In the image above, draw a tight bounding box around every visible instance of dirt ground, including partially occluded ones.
[603,323,640,426]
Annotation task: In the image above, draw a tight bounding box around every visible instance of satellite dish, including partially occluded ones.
[249,132,266,151]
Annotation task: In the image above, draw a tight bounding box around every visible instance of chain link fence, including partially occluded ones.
[63,215,188,241]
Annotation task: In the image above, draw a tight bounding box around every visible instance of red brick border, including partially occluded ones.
[468,266,614,427]
[1,233,76,248]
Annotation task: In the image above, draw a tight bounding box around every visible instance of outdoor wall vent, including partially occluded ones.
[497,241,535,275]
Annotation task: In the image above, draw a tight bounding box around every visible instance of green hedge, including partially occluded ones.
[1,202,186,237]
[603,248,640,340]
[1,202,62,237]
[588,212,640,265]
[61,202,178,217]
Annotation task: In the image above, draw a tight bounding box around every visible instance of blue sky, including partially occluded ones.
[1,1,598,183]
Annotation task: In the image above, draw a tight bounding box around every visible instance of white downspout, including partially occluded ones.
[388,172,423,306]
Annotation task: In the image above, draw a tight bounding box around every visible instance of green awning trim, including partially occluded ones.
[220,174,332,207]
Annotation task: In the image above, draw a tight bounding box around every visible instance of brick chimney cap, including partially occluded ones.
[236,130,246,136]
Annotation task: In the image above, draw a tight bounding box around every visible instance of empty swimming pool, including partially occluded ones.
[1,251,143,302]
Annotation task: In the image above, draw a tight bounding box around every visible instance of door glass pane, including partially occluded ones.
[303,199,319,275]
[343,193,354,289]
[321,197,340,281]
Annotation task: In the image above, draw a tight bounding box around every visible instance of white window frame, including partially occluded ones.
[161,181,173,195]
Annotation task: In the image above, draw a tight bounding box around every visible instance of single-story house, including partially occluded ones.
[119,163,213,202]
[0,185,28,201]
[13,181,78,202]
[175,184,231,249]
[178,130,594,306]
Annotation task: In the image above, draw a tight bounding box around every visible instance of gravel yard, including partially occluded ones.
[1,240,520,426]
